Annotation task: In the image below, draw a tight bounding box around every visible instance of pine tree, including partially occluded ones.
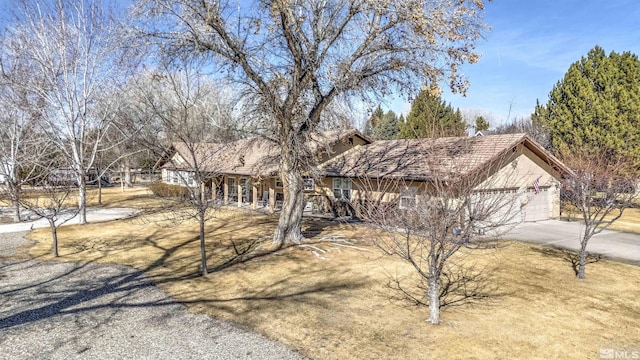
[474,116,490,132]
[533,46,640,167]
[398,89,465,139]
[374,110,400,140]
[364,105,384,137]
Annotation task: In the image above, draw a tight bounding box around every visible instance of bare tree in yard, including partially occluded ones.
[350,139,525,324]
[560,150,637,279]
[19,176,79,257]
[5,0,134,224]
[134,61,235,276]
[135,0,489,245]
[0,34,56,222]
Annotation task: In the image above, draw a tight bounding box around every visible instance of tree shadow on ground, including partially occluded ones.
[384,262,510,310]
[529,246,603,276]
[1,208,369,331]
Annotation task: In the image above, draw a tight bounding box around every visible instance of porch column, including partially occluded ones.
[223,176,229,204]
[268,179,276,213]
[201,182,206,202]
[237,177,242,207]
[252,181,258,210]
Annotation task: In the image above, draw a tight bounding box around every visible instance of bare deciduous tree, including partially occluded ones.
[18,177,79,257]
[560,150,637,279]
[353,139,525,324]
[135,0,489,245]
[5,0,133,224]
[134,60,235,276]
[0,36,53,222]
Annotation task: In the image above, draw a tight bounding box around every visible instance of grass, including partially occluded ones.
[24,188,640,359]
[563,206,640,234]
[604,208,640,233]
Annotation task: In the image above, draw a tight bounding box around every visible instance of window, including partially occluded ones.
[399,186,418,209]
[332,178,352,200]
[275,178,283,188]
[184,171,195,187]
[166,170,174,184]
[303,177,315,191]
[227,178,237,202]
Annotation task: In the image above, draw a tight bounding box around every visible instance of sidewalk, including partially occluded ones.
[0,207,139,234]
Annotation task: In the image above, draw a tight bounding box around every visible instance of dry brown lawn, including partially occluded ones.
[605,208,640,234]
[562,206,640,234]
[25,189,640,360]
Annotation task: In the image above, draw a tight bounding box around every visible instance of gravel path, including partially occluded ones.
[0,232,306,360]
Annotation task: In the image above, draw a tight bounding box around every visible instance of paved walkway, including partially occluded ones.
[502,220,640,265]
[0,207,139,234]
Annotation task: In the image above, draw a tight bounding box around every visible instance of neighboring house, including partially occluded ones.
[155,130,572,222]
[154,130,372,210]
[47,167,110,186]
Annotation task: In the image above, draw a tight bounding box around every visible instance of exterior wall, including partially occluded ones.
[477,145,559,191]
[318,135,369,163]
[316,176,426,204]
[161,168,168,183]
[550,182,560,218]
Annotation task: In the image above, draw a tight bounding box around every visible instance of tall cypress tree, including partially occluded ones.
[398,89,465,139]
[533,46,640,167]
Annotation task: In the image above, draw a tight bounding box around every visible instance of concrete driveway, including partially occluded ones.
[502,220,640,265]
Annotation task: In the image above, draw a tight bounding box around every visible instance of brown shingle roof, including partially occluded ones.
[321,133,570,181]
[158,129,372,177]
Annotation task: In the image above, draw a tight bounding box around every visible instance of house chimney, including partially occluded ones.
[467,125,476,137]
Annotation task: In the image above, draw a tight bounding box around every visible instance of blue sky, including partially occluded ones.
[388,0,640,127]
[1,0,638,129]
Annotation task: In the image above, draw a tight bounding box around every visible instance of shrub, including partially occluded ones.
[148,182,191,199]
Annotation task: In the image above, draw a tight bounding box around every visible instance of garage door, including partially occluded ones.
[522,187,550,222]
[472,188,551,227]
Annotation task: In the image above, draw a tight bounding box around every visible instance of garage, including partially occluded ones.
[521,187,551,222]
[475,186,553,227]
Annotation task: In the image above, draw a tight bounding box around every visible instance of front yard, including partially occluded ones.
[25,187,640,359]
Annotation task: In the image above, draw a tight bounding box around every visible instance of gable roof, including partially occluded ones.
[321,133,572,182]
[155,129,372,177]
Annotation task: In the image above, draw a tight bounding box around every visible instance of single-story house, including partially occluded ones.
[154,130,373,210]
[155,130,572,222]
[320,133,572,222]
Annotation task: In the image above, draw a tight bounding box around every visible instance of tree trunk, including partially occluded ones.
[577,246,587,279]
[124,160,132,188]
[50,219,59,257]
[273,156,305,245]
[427,274,441,324]
[97,170,102,205]
[120,165,125,193]
[78,175,87,224]
[199,211,208,276]
[12,195,21,223]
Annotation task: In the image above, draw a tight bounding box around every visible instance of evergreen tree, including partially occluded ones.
[374,110,400,140]
[474,116,490,132]
[533,46,640,167]
[398,89,465,139]
[364,105,384,137]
